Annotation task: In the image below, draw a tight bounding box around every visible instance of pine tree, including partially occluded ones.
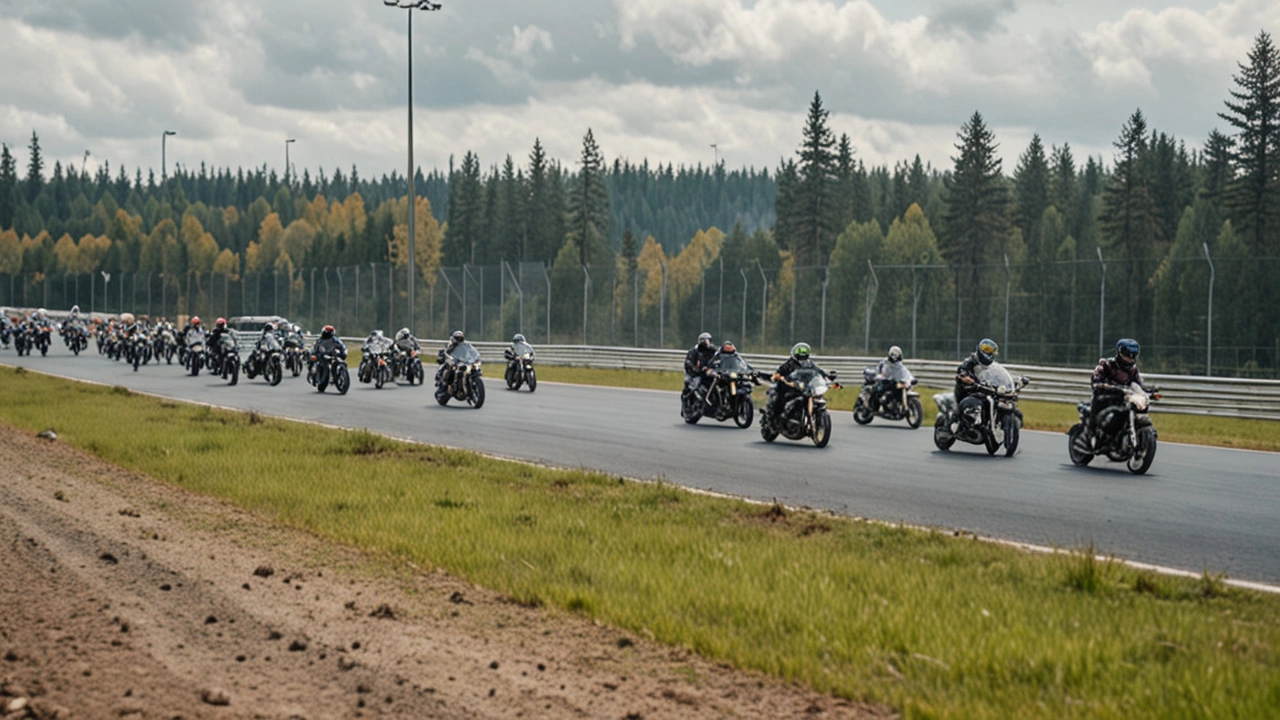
[1201,129,1234,209]
[25,131,44,204]
[0,144,16,230]
[833,134,856,234]
[790,91,838,266]
[1219,30,1280,349]
[1049,143,1078,234]
[942,111,1011,337]
[1100,109,1160,336]
[567,128,610,267]
[1013,134,1049,255]
[442,151,482,265]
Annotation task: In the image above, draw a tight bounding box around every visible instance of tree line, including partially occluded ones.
[1,31,1276,373]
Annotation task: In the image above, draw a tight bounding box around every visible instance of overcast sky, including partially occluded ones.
[2,0,1276,182]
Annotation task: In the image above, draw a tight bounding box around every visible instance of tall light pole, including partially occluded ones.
[285,138,296,186]
[384,0,442,335]
[162,130,176,181]
[81,150,90,177]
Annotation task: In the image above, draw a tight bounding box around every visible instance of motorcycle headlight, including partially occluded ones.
[1132,395,1149,411]
[812,379,829,396]
[729,372,739,380]
[521,353,531,359]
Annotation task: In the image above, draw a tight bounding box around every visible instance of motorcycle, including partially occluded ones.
[63,323,89,355]
[682,354,758,427]
[283,332,306,377]
[125,331,151,371]
[854,364,923,428]
[209,333,241,385]
[504,340,537,392]
[243,333,285,386]
[933,362,1028,457]
[13,323,30,356]
[760,367,840,447]
[31,324,51,356]
[392,345,425,386]
[0,317,11,348]
[435,342,485,408]
[156,327,178,364]
[358,343,393,389]
[1068,383,1160,475]
[308,350,350,394]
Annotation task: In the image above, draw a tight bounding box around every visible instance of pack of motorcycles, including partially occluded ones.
[7,318,1156,474]
[680,355,1159,475]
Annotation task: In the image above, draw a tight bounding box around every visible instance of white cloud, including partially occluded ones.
[503,24,554,63]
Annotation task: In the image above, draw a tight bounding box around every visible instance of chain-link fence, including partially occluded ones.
[3,255,1275,377]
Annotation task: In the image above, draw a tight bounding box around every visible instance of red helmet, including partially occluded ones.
[321,325,335,339]
[191,316,201,326]
[215,317,227,329]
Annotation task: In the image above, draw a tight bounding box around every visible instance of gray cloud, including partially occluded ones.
[927,0,1018,38]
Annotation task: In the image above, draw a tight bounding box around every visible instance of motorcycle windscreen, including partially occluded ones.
[512,341,534,357]
[788,368,827,395]
[975,362,1015,394]
[881,363,914,384]
[448,342,482,364]
[717,354,750,375]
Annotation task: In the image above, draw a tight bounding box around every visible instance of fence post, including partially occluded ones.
[1203,242,1214,377]
[1003,254,1011,361]
[820,266,828,350]
[864,259,878,353]
[717,258,724,340]
[582,265,590,345]
[543,262,552,343]
[337,269,344,329]
[910,265,921,358]
[370,263,378,331]
[659,257,667,348]
[756,260,767,346]
[354,265,359,329]
[1096,248,1106,360]
[740,268,748,344]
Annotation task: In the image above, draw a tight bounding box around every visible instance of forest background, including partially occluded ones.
[2,32,1278,377]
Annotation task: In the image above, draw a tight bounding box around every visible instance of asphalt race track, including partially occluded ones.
[5,343,1279,587]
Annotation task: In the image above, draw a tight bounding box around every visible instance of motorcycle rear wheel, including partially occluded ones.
[681,391,702,424]
[760,416,778,443]
[933,415,955,451]
[734,398,754,428]
[506,366,519,390]
[1067,424,1094,466]
[811,411,832,448]
[1127,427,1157,475]
[906,398,924,429]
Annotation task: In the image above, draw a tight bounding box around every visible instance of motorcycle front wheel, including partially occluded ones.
[760,415,778,443]
[906,398,924,429]
[505,365,520,390]
[375,365,388,389]
[335,365,351,395]
[933,415,955,450]
[734,397,754,428]
[1067,424,1094,466]
[468,377,485,408]
[984,428,1000,455]
[852,398,873,425]
[267,358,283,387]
[526,368,537,392]
[228,357,240,386]
[1003,414,1020,457]
[811,411,832,448]
[1127,427,1157,475]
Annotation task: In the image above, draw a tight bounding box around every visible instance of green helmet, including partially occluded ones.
[791,342,811,361]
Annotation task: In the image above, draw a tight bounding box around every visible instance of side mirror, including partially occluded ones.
[1020,375,1031,386]
[910,378,919,386]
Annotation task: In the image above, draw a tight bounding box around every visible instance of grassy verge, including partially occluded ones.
[2,367,1278,718]
[533,366,1280,452]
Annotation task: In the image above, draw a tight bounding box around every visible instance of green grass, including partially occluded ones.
[4,366,1279,719]
[533,366,1280,452]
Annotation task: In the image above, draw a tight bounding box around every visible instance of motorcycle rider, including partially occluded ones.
[869,346,913,412]
[394,327,421,355]
[765,342,832,426]
[1089,339,1159,432]
[503,333,534,364]
[435,330,468,384]
[309,325,347,369]
[206,317,232,371]
[955,338,999,428]
[360,329,392,382]
[683,332,717,402]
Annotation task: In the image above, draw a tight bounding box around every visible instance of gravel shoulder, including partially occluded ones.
[0,422,891,719]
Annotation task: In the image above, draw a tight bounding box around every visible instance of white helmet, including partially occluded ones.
[888,346,903,363]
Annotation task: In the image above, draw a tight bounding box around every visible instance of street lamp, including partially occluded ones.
[81,150,90,177]
[162,130,176,181]
[285,138,296,186]
[383,0,442,336]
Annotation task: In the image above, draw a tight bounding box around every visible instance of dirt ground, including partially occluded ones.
[0,423,893,719]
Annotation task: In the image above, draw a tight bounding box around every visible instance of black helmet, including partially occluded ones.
[513,333,526,344]
[976,338,998,365]
[450,330,465,345]
[321,325,335,339]
[697,332,712,349]
[791,342,811,361]
[887,346,903,363]
[1116,338,1140,368]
